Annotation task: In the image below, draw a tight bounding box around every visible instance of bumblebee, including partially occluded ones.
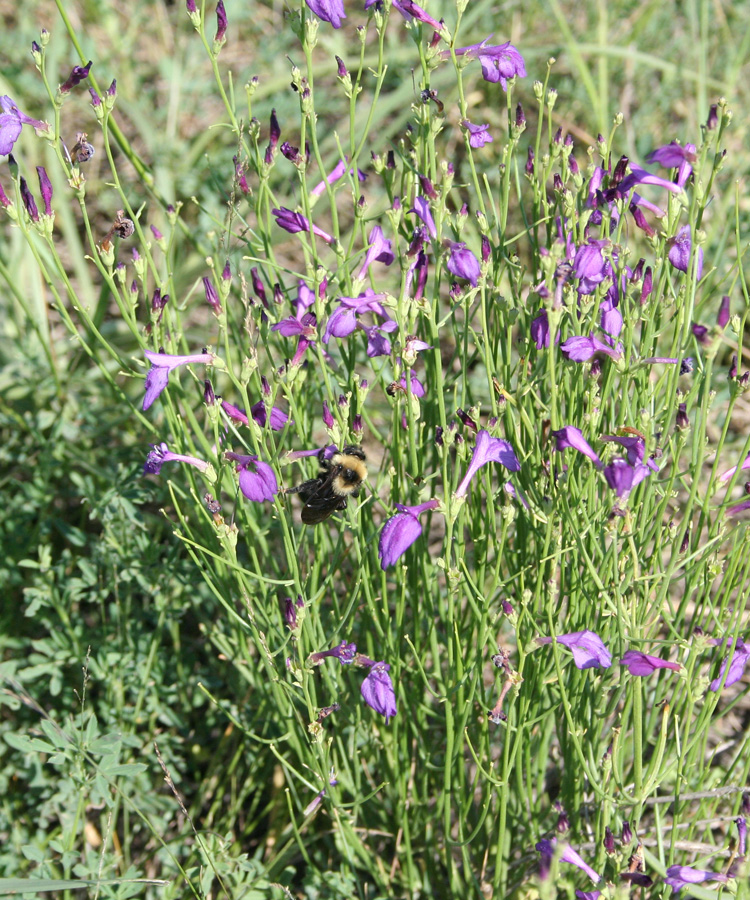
[287,445,367,524]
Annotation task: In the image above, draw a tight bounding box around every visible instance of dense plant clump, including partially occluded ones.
[1,0,749,897]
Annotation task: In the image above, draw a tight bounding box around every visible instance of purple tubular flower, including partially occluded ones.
[361,661,397,722]
[143,349,215,411]
[36,166,53,215]
[737,816,747,856]
[537,631,612,669]
[309,641,358,665]
[371,0,443,30]
[603,458,652,499]
[225,452,278,502]
[59,61,92,93]
[445,37,526,89]
[399,371,426,397]
[561,334,623,362]
[648,141,697,187]
[379,499,440,569]
[664,866,728,896]
[551,426,603,469]
[144,442,211,475]
[616,163,684,197]
[727,497,750,517]
[306,0,346,28]
[574,240,609,294]
[447,242,481,286]
[717,295,731,328]
[462,120,493,148]
[647,141,697,169]
[535,839,600,884]
[668,225,703,279]
[203,276,222,313]
[455,429,520,498]
[620,650,681,676]
[215,0,227,41]
[0,97,49,156]
[530,310,552,349]
[601,435,658,472]
[323,290,395,344]
[357,225,394,278]
[272,207,334,244]
[410,196,437,239]
[600,295,623,338]
[718,451,750,484]
[19,176,39,222]
[250,400,290,431]
[309,157,366,198]
[709,636,749,691]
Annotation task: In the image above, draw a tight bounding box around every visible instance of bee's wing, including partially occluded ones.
[300,497,346,525]
[297,467,348,524]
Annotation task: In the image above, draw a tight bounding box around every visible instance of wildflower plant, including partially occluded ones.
[2,1,750,898]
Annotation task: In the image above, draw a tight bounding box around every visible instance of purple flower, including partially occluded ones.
[647,141,696,187]
[709,636,749,691]
[143,442,211,475]
[447,242,481,286]
[536,839,600,884]
[309,641,358,665]
[664,866,728,896]
[668,225,703,279]
[737,816,747,857]
[446,37,526,89]
[614,163,685,198]
[272,207,334,244]
[382,0,443,30]
[225,452,278,502]
[309,157,366,198]
[250,400,290,431]
[143,349,215,411]
[357,225,394,279]
[455,429,520,497]
[727,497,750,517]
[647,141,697,169]
[717,295,731,328]
[462,120,493,148]
[306,0,346,26]
[323,290,397,346]
[19,177,38,222]
[600,434,658,472]
[410,196,437,239]
[0,96,48,156]
[717,451,750,484]
[574,240,609,294]
[530,310,554,349]
[379,499,440,569]
[361,661,397,722]
[272,310,317,340]
[551,426,603,469]
[221,399,289,431]
[59,61,92,93]
[36,166,53,216]
[215,0,227,41]
[599,296,623,339]
[399,371,426,397]
[537,631,612,670]
[603,458,652,499]
[620,650,681,676]
[561,334,623,362]
[203,276,221,313]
